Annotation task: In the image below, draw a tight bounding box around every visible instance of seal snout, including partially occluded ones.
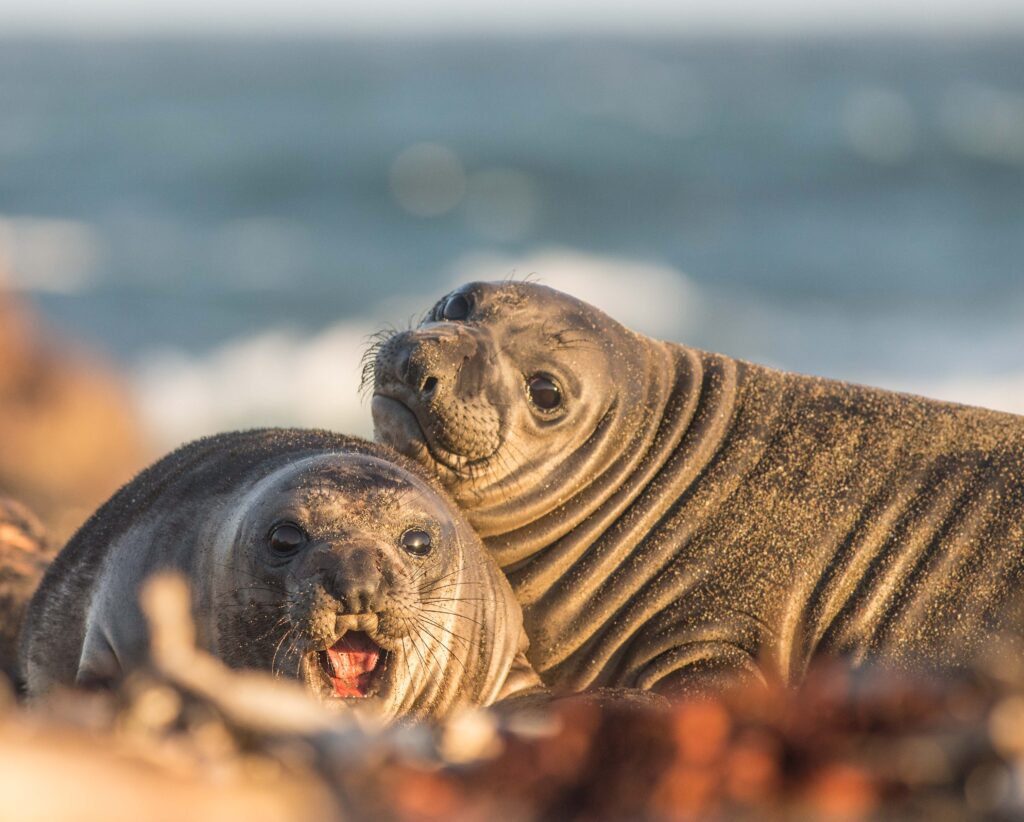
[324,541,385,615]
[376,327,480,407]
[301,541,395,700]
[373,327,503,467]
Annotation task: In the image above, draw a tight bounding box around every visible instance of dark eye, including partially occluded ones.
[269,522,306,556]
[442,294,470,321]
[527,375,562,411]
[400,528,432,557]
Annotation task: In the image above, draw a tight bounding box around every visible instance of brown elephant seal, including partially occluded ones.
[20,429,540,720]
[0,496,51,685]
[371,281,1024,694]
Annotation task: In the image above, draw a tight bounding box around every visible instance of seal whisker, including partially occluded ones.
[271,624,299,677]
[417,557,492,589]
[418,583,487,600]
[414,619,469,679]
[412,624,457,681]
[291,632,307,682]
[360,326,401,398]
[405,625,437,687]
[415,569,483,589]
[417,580,487,598]
[421,592,495,605]
[414,622,452,683]
[414,612,474,648]
[419,607,489,631]
[417,563,474,592]
[247,614,292,645]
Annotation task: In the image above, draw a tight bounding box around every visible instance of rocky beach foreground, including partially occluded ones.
[2,574,1024,821]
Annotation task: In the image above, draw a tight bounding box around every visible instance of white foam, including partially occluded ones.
[130,246,698,447]
[133,319,378,448]
[130,245,1024,450]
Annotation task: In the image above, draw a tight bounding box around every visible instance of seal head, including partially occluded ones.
[21,430,536,721]
[210,452,527,719]
[371,281,662,550]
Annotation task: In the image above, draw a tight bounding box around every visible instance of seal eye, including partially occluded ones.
[527,375,562,411]
[269,523,306,556]
[400,528,432,557]
[442,294,470,321]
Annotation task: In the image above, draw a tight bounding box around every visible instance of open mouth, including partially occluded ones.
[315,631,388,698]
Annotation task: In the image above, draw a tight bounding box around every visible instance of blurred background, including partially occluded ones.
[1,0,1023,535]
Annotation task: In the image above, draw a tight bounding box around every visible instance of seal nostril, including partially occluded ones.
[421,376,438,397]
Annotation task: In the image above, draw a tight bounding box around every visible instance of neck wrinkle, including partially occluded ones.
[508,345,711,609]
[485,341,696,588]
[526,347,747,680]
[470,338,673,557]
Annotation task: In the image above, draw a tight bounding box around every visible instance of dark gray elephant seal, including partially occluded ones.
[20,429,540,720]
[371,281,1024,694]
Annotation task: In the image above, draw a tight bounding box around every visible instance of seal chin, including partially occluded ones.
[372,392,493,475]
[372,394,430,460]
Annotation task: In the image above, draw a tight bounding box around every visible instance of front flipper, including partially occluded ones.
[76,627,122,690]
[494,628,545,702]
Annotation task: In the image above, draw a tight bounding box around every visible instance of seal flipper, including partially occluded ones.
[495,651,545,702]
[494,628,545,702]
[76,627,122,690]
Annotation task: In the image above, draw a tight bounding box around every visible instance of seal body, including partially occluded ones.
[20,429,537,719]
[372,282,1024,693]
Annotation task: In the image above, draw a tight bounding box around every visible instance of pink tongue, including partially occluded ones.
[325,632,381,698]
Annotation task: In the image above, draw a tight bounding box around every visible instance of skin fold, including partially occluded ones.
[20,429,540,720]
[372,281,1024,694]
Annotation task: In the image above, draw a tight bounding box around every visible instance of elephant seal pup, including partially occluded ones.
[20,429,540,720]
[371,281,1024,694]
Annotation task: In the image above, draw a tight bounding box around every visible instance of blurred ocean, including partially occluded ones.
[0,36,1022,447]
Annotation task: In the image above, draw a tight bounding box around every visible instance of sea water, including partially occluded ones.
[0,36,1021,444]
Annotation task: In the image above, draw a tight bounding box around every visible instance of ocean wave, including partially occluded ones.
[132,246,701,447]
[133,320,377,449]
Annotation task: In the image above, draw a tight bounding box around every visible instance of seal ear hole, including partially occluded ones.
[268,522,307,557]
[527,374,563,413]
[400,528,432,557]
